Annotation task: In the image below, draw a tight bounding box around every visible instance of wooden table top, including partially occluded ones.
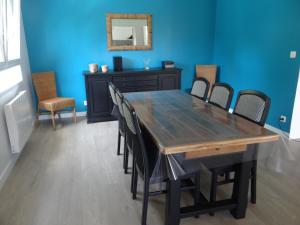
[124,90,279,156]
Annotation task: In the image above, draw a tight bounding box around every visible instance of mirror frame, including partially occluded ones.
[106,13,152,51]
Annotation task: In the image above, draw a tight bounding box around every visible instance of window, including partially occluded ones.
[0,0,22,93]
[0,65,22,92]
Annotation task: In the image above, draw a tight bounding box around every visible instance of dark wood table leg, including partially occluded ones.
[230,161,252,218]
[165,178,181,225]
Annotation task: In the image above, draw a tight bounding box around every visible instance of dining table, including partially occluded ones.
[124,90,279,225]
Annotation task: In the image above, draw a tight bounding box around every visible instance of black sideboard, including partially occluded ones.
[83,68,182,123]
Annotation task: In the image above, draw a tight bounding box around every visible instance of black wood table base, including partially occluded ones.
[165,179,181,225]
[230,161,252,219]
[165,161,252,225]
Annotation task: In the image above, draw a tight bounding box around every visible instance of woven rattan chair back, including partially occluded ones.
[191,77,210,100]
[108,82,118,106]
[208,83,234,111]
[32,72,57,101]
[233,90,271,126]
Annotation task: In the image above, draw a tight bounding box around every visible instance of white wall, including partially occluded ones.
[0,16,34,190]
[290,68,300,140]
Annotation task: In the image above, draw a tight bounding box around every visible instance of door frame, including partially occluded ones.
[290,68,300,139]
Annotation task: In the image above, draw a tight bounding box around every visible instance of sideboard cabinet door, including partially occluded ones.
[159,74,180,90]
[86,76,113,123]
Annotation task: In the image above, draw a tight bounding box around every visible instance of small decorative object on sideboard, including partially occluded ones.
[113,56,123,72]
[101,65,108,73]
[143,58,151,70]
[89,64,98,73]
[162,61,175,69]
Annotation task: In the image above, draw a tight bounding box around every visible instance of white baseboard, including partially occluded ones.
[0,156,18,191]
[39,111,87,120]
[264,124,289,139]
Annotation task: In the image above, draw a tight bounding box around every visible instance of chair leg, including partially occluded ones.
[58,112,62,121]
[123,139,126,169]
[209,171,218,216]
[117,131,121,156]
[141,180,149,225]
[132,166,138,199]
[124,146,129,174]
[225,172,230,182]
[194,172,200,218]
[131,153,136,193]
[73,107,77,124]
[123,134,127,155]
[251,161,257,204]
[35,107,40,127]
[51,111,56,129]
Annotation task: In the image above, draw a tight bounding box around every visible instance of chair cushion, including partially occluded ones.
[39,97,75,111]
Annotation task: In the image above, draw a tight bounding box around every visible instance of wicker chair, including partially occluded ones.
[32,71,76,129]
[195,65,217,94]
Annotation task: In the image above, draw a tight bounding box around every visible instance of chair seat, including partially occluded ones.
[39,97,75,111]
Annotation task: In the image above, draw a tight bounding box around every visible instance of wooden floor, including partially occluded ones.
[0,118,300,225]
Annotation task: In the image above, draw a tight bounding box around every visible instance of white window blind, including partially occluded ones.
[0,0,20,70]
[0,0,5,63]
[0,0,22,93]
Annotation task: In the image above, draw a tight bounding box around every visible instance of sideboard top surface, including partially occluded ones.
[83,67,182,76]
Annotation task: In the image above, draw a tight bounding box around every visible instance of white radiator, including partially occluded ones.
[4,91,34,154]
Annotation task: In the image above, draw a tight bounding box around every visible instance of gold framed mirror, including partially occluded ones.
[106,13,152,51]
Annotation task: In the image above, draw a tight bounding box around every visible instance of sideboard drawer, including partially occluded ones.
[118,85,158,93]
[113,75,158,90]
[114,80,157,88]
[113,75,158,82]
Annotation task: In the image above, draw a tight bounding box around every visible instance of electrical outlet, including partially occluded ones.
[290,51,297,59]
[84,100,87,106]
[279,115,287,123]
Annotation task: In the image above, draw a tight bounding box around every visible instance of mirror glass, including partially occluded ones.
[112,19,149,46]
[107,14,152,51]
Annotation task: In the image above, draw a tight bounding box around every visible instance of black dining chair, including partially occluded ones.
[108,82,118,118]
[115,89,132,174]
[208,83,234,110]
[108,82,125,156]
[122,98,200,225]
[207,90,271,213]
[190,77,210,101]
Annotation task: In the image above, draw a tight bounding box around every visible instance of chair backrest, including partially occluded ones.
[108,82,117,106]
[190,78,210,100]
[115,89,124,117]
[32,72,57,101]
[122,98,149,179]
[233,90,271,126]
[208,83,234,111]
[196,65,217,93]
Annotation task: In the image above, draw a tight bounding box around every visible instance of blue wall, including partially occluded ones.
[213,0,300,131]
[22,0,300,132]
[22,0,217,112]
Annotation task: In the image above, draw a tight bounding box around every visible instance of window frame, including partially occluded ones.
[0,58,20,71]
